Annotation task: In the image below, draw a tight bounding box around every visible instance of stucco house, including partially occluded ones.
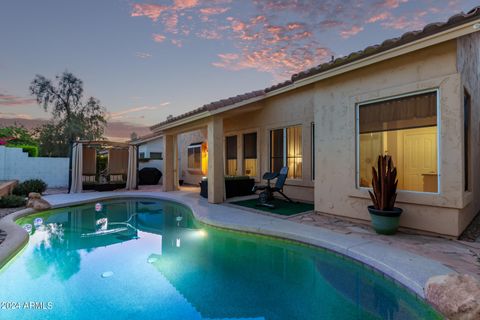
[131,133,165,176]
[145,7,480,237]
[132,129,209,186]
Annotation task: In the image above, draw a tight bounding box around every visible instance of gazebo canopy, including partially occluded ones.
[69,140,137,193]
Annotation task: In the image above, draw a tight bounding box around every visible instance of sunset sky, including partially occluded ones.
[0,0,478,140]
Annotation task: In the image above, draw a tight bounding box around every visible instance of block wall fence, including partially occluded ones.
[0,146,69,187]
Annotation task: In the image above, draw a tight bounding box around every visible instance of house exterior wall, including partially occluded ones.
[457,32,480,233]
[223,85,315,203]
[313,40,468,236]
[138,138,164,181]
[0,146,69,187]
[178,129,207,185]
[163,37,478,236]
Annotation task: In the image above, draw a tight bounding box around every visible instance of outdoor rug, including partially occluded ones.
[230,198,314,216]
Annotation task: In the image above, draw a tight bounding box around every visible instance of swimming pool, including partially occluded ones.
[0,198,441,319]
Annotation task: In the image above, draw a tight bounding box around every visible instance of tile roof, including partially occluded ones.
[150,6,480,132]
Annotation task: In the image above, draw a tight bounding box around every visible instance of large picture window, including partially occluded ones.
[225,135,237,176]
[243,132,257,177]
[358,91,438,192]
[187,143,202,170]
[270,126,302,179]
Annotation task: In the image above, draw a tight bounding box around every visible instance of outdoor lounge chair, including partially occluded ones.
[252,166,294,208]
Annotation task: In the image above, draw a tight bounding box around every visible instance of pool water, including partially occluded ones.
[0,198,441,320]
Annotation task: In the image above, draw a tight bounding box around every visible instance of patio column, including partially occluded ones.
[163,134,178,192]
[207,117,225,203]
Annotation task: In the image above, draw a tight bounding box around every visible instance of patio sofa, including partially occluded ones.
[200,176,255,199]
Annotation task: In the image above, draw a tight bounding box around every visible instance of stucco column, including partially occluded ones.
[163,134,178,192]
[207,117,225,203]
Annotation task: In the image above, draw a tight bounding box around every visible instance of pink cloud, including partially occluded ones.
[380,0,408,9]
[340,25,364,38]
[110,106,160,119]
[366,12,391,23]
[131,3,168,21]
[163,12,179,32]
[213,43,333,80]
[0,93,37,106]
[199,7,229,15]
[197,29,223,40]
[231,20,247,32]
[152,33,166,42]
[131,0,457,79]
[171,39,183,47]
[172,0,198,10]
[0,112,34,120]
[381,14,425,30]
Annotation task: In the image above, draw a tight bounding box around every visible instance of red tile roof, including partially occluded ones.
[150,6,480,132]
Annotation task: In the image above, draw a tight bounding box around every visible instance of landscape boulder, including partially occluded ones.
[425,273,480,320]
[26,192,51,211]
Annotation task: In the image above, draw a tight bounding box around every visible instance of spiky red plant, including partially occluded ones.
[368,155,398,211]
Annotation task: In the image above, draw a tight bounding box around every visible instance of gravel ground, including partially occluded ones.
[459,212,480,242]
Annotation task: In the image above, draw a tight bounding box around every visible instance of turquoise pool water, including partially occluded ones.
[0,198,441,320]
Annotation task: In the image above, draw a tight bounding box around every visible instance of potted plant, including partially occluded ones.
[368,155,403,235]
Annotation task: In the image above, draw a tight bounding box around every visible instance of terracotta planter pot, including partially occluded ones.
[368,205,403,235]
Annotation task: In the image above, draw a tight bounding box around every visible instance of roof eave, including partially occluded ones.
[293,19,480,88]
[130,134,164,145]
[151,110,211,132]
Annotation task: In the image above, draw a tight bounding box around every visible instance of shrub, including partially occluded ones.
[15,145,39,157]
[12,179,48,196]
[0,195,26,208]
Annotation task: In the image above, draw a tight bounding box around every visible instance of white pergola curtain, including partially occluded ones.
[69,142,83,194]
[126,145,138,190]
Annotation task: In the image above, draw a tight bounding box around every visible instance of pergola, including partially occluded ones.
[69,140,138,193]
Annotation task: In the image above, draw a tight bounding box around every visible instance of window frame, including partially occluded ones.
[225,135,238,176]
[311,122,315,181]
[269,125,303,180]
[187,144,202,171]
[242,131,258,178]
[355,88,441,194]
[149,152,163,160]
[464,89,472,192]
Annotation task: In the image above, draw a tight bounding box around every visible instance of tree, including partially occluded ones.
[0,124,37,146]
[30,71,107,157]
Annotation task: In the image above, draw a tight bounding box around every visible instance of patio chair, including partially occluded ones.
[252,166,294,208]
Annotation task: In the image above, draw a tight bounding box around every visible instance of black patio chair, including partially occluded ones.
[252,166,294,208]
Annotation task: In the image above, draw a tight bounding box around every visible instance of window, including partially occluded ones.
[187,143,202,170]
[270,126,302,179]
[139,152,146,159]
[358,91,438,192]
[225,135,237,176]
[464,89,471,191]
[243,132,257,177]
[150,152,163,160]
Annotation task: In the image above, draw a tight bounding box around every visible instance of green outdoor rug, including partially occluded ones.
[230,198,314,216]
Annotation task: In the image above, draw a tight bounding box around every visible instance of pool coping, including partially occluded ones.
[0,191,455,301]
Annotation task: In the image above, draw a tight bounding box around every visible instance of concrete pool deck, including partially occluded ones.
[0,189,463,300]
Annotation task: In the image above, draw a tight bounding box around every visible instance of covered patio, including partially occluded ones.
[158,96,268,204]
[69,140,138,193]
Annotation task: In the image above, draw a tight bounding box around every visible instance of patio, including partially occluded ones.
[1,185,479,301]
